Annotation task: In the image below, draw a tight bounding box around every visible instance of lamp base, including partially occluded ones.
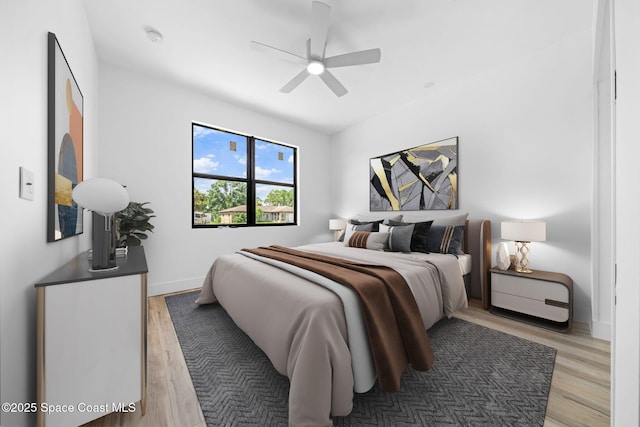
[91,212,118,272]
[513,241,533,273]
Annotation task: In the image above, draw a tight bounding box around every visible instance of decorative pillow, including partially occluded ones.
[400,213,468,253]
[342,222,374,245]
[348,218,384,231]
[432,213,468,226]
[380,223,415,252]
[401,212,468,226]
[434,214,468,253]
[426,225,465,255]
[388,220,433,253]
[347,231,389,251]
[352,214,403,225]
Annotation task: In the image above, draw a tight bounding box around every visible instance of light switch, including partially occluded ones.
[19,167,34,201]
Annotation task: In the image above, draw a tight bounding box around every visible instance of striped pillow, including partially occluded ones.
[426,225,465,255]
[348,231,371,249]
[347,231,390,251]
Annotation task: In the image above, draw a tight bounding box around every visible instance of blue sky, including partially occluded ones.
[193,125,294,199]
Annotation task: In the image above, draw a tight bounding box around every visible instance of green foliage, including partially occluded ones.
[193,181,247,223]
[116,202,155,247]
[206,181,247,211]
[264,189,294,206]
[193,188,207,213]
[193,182,293,224]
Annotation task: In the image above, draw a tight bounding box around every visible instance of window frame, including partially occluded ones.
[191,123,298,228]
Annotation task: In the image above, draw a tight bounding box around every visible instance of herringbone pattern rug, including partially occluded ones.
[166,291,555,426]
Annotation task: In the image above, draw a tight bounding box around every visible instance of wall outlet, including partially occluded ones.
[19,167,34,201]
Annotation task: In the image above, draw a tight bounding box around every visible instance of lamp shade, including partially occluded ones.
[501,220,546,242]
[329,218,347,231]
[72,178,130,215]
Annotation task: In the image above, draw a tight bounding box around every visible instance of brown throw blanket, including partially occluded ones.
[242,245,435,392]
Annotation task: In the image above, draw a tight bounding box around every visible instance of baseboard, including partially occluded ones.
[590,320,611,341]
[148,276,204,297]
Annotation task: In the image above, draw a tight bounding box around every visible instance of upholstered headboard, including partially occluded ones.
[464,219,492,309]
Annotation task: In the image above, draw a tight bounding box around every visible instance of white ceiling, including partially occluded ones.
[84,0,593,135]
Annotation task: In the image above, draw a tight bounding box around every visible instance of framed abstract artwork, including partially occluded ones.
[47,32,84,241]
[369,137,458,211]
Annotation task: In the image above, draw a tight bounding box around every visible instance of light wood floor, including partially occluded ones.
[84,294,610,427]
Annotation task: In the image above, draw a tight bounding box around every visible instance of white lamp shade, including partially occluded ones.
[329,218,347,231]
[501,220,546,242]
[72,178,130,215]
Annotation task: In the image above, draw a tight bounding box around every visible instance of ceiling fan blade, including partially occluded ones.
[310,1,330,59]
[319,70,348,97]
[250,41,307,65]
[280,68,311,93]
[324,48,382,68]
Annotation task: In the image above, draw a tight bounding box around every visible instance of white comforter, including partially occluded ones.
[196,242,468,426]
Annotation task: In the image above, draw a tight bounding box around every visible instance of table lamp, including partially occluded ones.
[329,218,347,241]
[501,220,546,273]
[72,178,130,272]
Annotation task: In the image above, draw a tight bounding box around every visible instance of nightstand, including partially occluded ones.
[490,267,573,333]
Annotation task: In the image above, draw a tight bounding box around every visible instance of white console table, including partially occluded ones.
[35,246,148,427]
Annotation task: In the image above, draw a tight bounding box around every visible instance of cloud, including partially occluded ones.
[193,157,219,173]
[193,126,217,138]
[235,154,246,165]
[255,166,281,179]
[288,155,294,164]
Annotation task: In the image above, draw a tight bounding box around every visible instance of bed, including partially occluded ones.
[196,218,491,426]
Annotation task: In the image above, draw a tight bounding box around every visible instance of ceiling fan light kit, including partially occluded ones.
[250,1,381,97]
[307,60,325,75]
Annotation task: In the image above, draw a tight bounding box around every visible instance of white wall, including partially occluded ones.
[0,0,99,425]
[330,31,594,323]
[97,63,333,296]
[612,0,640,424]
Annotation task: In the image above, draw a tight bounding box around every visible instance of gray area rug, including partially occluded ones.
[166,291,556,426]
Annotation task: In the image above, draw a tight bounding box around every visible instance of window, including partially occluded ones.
[192,123,297,227]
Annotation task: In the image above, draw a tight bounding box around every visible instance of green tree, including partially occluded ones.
[193,188,206,213]
[264,189,294,206]
[206,181,247,213]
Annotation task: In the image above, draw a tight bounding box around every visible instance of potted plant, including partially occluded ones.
[116,201,155,247]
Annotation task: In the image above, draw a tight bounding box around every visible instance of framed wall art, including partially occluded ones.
[369,137,458,211]
[47,32,84,241]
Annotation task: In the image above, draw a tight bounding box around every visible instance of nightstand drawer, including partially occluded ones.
[491,291,569,322]
[492,273,569,303]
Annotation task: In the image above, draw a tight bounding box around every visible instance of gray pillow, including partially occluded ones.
[380,223,415,252]
[388,219,434,253]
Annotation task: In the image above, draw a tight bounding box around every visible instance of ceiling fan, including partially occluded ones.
[250,1,382,97]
